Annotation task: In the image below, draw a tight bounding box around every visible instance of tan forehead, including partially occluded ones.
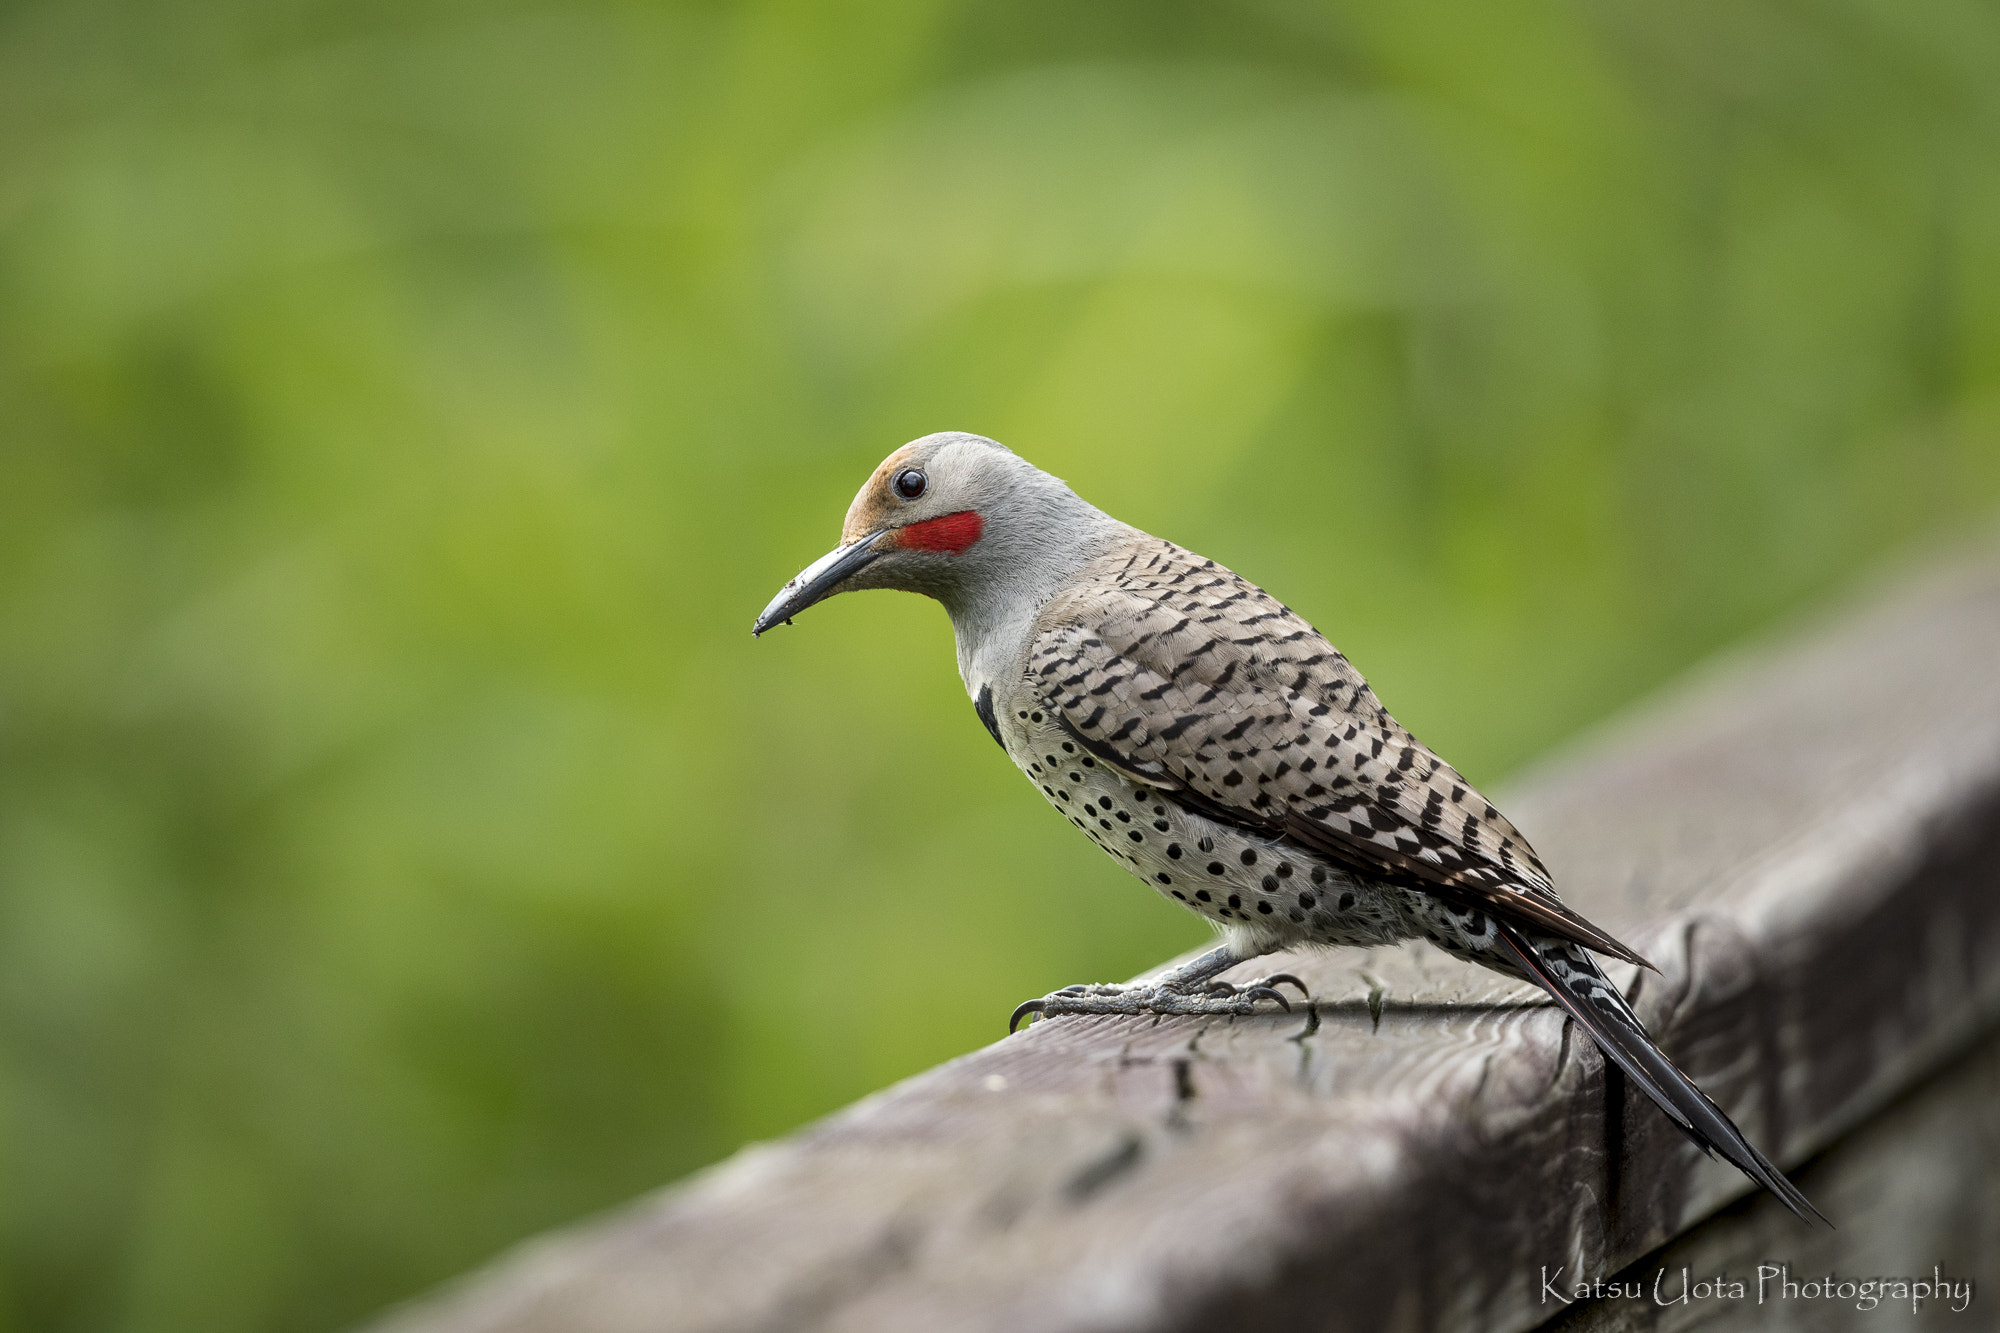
[841,443,926,542]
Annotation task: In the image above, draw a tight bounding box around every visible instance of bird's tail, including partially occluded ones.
[1493,921,1827,1226]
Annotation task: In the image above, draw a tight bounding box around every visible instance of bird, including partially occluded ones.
[752,431,1822,1223]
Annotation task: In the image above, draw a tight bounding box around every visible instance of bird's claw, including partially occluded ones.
[1008,973,1308,1031]
[1196,975,1306,1008]
[1009,998,1046,1033]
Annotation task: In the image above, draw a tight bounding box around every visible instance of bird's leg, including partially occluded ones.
[1154,944,1247,992]
[1009,945,1311,1031]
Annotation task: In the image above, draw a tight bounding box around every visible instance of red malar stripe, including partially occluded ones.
[895,510,984,554]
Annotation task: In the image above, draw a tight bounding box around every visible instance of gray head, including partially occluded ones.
[752,432,1120,636]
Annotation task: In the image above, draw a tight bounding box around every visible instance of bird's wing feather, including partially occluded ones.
[1026,539,1651,967]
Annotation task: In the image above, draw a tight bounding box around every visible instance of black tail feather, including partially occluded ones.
[1494,922,1828,1227]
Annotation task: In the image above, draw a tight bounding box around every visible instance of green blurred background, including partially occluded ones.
[2,0,1998,1328]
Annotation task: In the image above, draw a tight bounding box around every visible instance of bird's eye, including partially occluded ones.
[894,468,927,500]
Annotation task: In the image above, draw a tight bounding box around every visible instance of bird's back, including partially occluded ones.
[1025,536,1554,891]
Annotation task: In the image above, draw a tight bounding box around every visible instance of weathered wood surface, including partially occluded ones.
[366,539,2000,1333]
[1544,1028,2000,1331]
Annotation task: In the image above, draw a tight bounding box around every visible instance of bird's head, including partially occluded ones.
[753,432,1093,636]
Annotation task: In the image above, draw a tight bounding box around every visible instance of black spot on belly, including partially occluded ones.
[1127,830,1143,842]
[1197,836,1214,853]
[1339,892,1355,911]
[1298,892,1316,909]
[1156,873,1172,885]
[1257,901,1272,914]
[1310,866,1326,885]
[1195,890,1211,902]
[1226,894,1241,909]
[1240,849,1258,866]
[1207,862,1225,875]
[1275,863,1292,879]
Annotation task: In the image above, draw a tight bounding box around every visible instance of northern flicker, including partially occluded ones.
[753,432,1821,1223]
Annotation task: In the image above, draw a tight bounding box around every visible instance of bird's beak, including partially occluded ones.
[752,529,893,636]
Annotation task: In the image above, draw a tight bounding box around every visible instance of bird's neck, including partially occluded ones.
[942,500,1133,700]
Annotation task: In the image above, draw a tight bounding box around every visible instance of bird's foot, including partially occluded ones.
[1009,972,1309,1032]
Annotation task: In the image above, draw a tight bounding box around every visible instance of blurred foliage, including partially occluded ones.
[0,0,1997,1328]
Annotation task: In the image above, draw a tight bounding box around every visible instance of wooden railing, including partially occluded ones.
[366,538,2000,1333]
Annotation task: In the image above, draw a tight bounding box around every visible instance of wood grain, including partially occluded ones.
[1542,1029,2000,1331]
[364,538,2000,1333]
